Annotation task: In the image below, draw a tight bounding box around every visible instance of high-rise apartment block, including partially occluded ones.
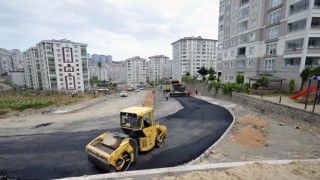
[22,47,42,89]
[172,37,218,81]
[126,56,146,88]
[21,39,90,92]
[105,61,126,83]
[91,54,112,63]
[218,0,320,90]
[147,55,172,83]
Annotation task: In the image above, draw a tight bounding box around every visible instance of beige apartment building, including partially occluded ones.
[126,56,147,88]
[218,0,320,90]
[172,36,218,81]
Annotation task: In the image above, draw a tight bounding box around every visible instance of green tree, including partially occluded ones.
[216,76,221,83]
[197,66,208,77]
[202,76,207,82]
[185,72,191,76]
[300,68,311,90]
[208,74,216,81]
[236,74,244,85]
[256,75,269,88]
[208,67,216,75]
[289,79,295,93]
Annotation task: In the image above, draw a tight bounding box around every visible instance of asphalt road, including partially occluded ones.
[0,93,233,179]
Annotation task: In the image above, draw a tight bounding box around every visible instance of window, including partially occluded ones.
[269,0,282,8]
[252,4,258,13]
[231,50,235,56]
[238,34,247,44]
[268,10,281,24]
[266,43,277,55]
[247,59,254,67]
[267,26,279,40]
[239,7,249,19]
[223,62,228,67]
[224,41,229,48]
[265,58,275,70]
[249,46,255,54]
[249,32,256,41]
[251,19,257,27]
[224,52,228,58]
[240,0,249,6]
[238,21,248,32]
[285,38,304,50]
[230,62,234,68]
[231,38,236,46]
[284,58,301,67]
[57,49,60,52]
[288,19,307,32]
[311,17,320,28]
[308,37,320,48]
[289,0,309,15]
[238,47,246,55]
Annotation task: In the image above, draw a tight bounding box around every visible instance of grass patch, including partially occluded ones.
[0,93,99,111]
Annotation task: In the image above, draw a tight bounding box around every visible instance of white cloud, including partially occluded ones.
[0,0,219,60]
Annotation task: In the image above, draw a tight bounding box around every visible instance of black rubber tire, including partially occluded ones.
[155,132,166,148]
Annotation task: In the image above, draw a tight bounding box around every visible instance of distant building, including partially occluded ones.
[91,54,112,63]
[88,60,109,81]
[172,36,218,81]
[105,61,126,83]
[22,47,42,89]
[0,48,22,74]
[147,55,171,83]
[126,56,146,88]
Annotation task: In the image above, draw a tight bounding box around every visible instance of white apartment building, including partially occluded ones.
[10,71,26,86]
[126,56,146,88]
[172,36,218,81]
[34,39,90,92]
[22,47,42,89]
[148,55,172,83]
[219,0,320,90]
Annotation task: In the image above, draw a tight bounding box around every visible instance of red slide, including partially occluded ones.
[290,86,316,99]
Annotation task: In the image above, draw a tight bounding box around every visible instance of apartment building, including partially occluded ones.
[22,47,42,89]
[105,61,126,83]
[147,55,172,83]
[172,36,218,81]
[126,56,146,88]
[91,54,112,63]
[33,39,90,92]
[218,0,320,90]
[0,48,22,74]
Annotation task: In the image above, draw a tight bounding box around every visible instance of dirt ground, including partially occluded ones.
[169,95,320,180]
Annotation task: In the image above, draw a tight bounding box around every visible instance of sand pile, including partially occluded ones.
[231,114,269,147]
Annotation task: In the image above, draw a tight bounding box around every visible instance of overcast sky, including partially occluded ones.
[0,0,219,61]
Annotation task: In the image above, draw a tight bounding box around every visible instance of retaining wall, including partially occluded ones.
[187,82,320,124]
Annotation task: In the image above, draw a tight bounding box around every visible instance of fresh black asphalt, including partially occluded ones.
[0,95,233,179]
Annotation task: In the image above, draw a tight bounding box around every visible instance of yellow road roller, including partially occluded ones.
[86,106,167,172]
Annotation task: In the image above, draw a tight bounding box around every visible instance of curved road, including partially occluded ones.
[0,94,233,179]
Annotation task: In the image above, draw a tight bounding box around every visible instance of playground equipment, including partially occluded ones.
[290,86,316,99]
[303,76,320,112]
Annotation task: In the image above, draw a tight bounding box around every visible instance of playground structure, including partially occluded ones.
[300,76,320,112]
[290,86,317,99]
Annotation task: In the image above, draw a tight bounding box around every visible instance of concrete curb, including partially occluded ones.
[58,159,320,180]
[186,95,236,165]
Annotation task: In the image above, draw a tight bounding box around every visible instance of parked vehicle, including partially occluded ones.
[135,89,140,92]
[120,91,127,97]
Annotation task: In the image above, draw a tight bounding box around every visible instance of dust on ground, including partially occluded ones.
[154,160,320,180]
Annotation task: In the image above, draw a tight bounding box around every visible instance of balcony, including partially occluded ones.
[287,19,307,33]
[305,57,320,67]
